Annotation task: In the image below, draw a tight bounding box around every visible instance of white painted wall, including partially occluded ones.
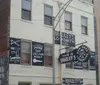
[9,0,96,85]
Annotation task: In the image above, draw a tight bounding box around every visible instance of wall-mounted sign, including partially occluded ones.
[54,31,75,47]
[90,52,96,70]
[62,78,83,84]
[77,45,91,62]
[32,42,44,66]
[54,31,60,44]
[58,49,77,64]
[58,45,91,64]
[0,57,9,85]
[9,38,21,64]
[62,32,75,47]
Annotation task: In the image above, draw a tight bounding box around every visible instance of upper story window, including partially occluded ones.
[65,12,72,31]
[44,44,53,67]
[81,16,88,35]
[21,40,31,65]
[44,5,53,26]
[22,0,32,21]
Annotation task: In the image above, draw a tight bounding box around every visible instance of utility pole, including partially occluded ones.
[52,1,73,85]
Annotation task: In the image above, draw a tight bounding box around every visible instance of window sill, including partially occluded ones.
[44,66,53,70]
[44,24,53,28]
[65,29,73,33]
[20,19,33,24]
[81,33,89,36]
[20,64,32,68]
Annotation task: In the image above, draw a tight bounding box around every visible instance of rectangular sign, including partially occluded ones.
[59,49,77,64]
[90,52,96,70]
[9,38,21,64]
[63,78,83,84]
[54,31,75,47]
[62,32,75,47]
[32,42,44,66]
[0,57,9,85]
[54,31,60,44]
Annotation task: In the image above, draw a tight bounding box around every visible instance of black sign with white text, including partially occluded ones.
[58,49,77,64]
[62,32,75,47]
[63,78,83,84]
[77,45,91,62]
[54,31,75,47]
[59,45,91,64]
[32,42,44,66]
[9,38,21,64]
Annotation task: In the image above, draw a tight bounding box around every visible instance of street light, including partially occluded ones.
[52,0,73,85]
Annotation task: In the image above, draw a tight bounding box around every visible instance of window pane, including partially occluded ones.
[44,5,52,16]
[82,26,87,34]
[21,53,31,65]
[22,0,31,10]
[81,17,87,26]
[21,41,31,65]
[44,44,52,56]
[65,12,72,21]
[45,56,52,67]
[44,15,52,25]
[65,21,72,30]
[44,44,52,67]
[22,9,31,20]
[21,41,31,53]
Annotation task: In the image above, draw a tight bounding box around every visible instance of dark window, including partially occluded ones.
[44,5,53,25]
[81,16,88,35]
[18,82,31,85]
[65,12,72,31]
[22,0,31,20]
[44,44,52,67]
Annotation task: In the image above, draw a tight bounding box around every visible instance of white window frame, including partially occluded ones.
[44,4,53,26]
[21,0,32,21]
[21,39,32,65]
[65,11,72,31]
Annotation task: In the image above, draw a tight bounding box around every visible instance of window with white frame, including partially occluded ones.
[21,40,31,65]
[44,44,53,67]
[22,0,31,20]
[44,5,53,25]
[81,16,88,35]
[65,12,72,31]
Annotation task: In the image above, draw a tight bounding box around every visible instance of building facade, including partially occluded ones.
[9,0,96,85]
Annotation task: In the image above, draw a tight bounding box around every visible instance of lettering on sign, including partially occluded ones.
[77,45,90,62]
[32,42,44,66]
[63,78,83,84]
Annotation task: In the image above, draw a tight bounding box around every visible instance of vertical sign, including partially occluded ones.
[32,42,44,66]
[90,52,96,70]
[0,57,9,85]
[54,31,60,44]
[9,38,21,64]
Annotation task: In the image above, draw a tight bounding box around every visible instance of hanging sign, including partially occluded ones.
[58,49,77,64]
[32,42,44,66]
[90,52,96,70]
[54,31,75,47]
[62,78,83,84]
[77,45,91,62]
[58,45,91,64]
[9,38,21,64]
